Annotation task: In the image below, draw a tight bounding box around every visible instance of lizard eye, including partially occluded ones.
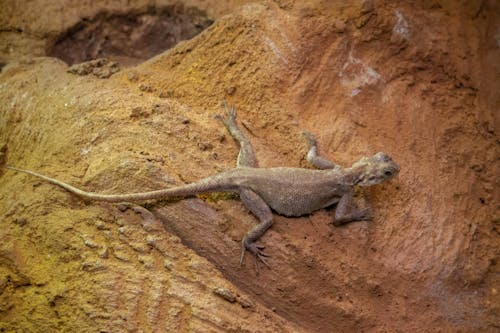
[384,170,393,177]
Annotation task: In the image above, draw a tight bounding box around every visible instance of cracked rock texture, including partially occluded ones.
[0,0,499,332]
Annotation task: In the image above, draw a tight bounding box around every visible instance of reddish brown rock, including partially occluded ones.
[0,1,498,332]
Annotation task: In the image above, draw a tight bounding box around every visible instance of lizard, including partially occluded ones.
[5,102,400,268]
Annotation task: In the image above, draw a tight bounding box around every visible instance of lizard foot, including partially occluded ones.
[216,100,237,128]
[334,208,373,226]
[303,131,317,148]
[354,207,373,221]
[240,240,270,273]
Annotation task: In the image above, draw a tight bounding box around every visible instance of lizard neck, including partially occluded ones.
[337,166,365,186]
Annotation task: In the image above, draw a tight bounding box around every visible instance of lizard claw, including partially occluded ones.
[240,239,271,273]
[254,245,270,257]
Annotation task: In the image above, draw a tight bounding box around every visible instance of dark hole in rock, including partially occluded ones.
[49,5,213,67]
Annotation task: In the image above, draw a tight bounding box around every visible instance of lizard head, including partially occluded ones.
[351,152,400,186]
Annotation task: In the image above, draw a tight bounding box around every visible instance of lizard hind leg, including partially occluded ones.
[303,131,341,170]
[218,101,258,168]
[239,188,273,272]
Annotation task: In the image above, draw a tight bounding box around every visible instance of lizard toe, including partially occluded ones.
[357,208,373,220]
[241,240,271,272]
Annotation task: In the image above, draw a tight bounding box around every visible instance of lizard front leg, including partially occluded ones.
[334,188,372,226]
[239,188,273,271]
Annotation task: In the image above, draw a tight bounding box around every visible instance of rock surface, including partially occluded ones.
[0,0,498,332]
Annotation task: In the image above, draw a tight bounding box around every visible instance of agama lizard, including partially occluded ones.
[6,102,400,268]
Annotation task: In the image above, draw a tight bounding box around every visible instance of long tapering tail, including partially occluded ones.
[6,166,231,202]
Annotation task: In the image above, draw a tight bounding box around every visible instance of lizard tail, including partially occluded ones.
[6,166,232,202]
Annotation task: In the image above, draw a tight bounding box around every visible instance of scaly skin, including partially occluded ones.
[6,102,400,271]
